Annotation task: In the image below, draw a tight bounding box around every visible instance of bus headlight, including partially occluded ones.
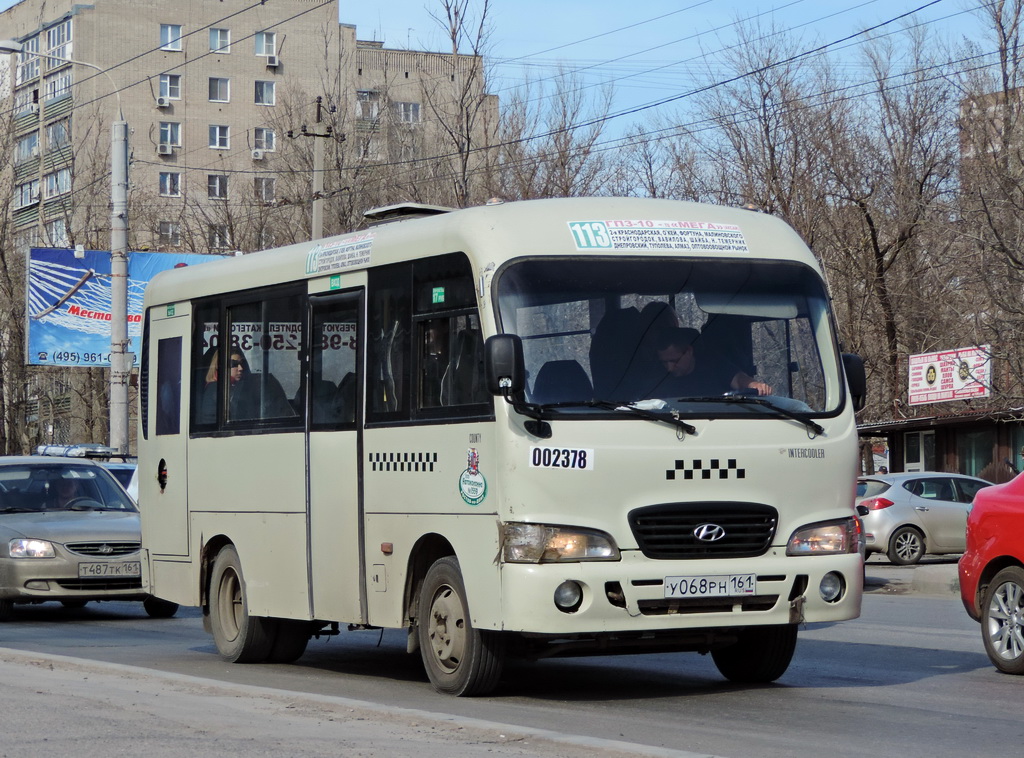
[9,539,56,558]
[501,523,620,563]
[786,518,859,556]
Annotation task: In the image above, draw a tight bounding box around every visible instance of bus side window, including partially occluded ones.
[367,265,411,421]
[192,303,220,430]
[311,297,359,426]
[155,337,182,436]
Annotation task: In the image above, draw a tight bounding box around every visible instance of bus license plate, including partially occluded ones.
[664,574,756,598]
[78,562,141,578]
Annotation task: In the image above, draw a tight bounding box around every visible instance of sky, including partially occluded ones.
[0,0,997,132]
[341,0,989,114]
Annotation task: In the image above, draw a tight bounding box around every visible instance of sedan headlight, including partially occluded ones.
[502,523,620,563]
[9,539,56,558]
[786,518,859,556]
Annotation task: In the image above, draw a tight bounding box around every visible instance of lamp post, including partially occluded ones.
[0,40,131,454]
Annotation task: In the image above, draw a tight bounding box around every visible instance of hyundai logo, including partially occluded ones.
[693,523,726,542]
[98,544,114,555]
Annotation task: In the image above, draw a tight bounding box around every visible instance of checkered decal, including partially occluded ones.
[369,452,438,472]
[666,458,745,481]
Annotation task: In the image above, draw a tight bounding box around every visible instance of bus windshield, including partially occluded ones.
[495,257,842,416]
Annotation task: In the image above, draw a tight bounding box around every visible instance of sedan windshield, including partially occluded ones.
[0,464,137,513]
[496,257,843,417]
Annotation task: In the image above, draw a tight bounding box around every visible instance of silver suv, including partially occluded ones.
[856,472,991,564]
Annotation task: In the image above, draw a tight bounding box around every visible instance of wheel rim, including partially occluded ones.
[427,584,466,674]
[986,580,1024,662]
[894,531,921,561]
[216,567,243,643]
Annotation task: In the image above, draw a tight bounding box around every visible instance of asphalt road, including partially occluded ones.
[1,558,1021,758]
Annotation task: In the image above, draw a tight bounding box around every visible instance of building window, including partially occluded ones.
[395,102,421,123]
[208,77,230,103]
[254,31,276,56]
[45,20,72,71]
[47,120,70,149]
[253,127,275,151]
[356,90,379,120]
[208,224,230,249]
[160,122,181,147]
[210,28,230,53]
[158,221,181,247]
[44,70,72,99]
[159,172,181,197]
[44,168,71,198]
[160,24,183,51]
[45,219,69,247]
[209,125,229,149]
[254,80,275,106]
[207,174,229,200]
[16,35,40,85]
[254,177,275,204]
[159,73,181,100]
[15,179,40,208]
[16,133,39,163]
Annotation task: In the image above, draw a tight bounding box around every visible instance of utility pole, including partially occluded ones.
[287,96,338,241]
[109,118,130,454]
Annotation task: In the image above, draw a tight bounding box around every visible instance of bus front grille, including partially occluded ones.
[628,503,778,559]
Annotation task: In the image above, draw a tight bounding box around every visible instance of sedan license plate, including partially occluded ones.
[664,574,756,598]
[78,561,141,578]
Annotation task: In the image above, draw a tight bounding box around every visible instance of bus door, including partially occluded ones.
[141,303,191,558]
[306,288,365,623]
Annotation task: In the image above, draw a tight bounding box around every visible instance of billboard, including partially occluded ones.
[907,345,992,406]
[26,248,224,367]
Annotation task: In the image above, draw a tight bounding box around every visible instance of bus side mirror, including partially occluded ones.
[485,334,525,396]
[842,353,866,412]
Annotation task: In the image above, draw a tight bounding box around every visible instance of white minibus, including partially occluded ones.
[138,197,866,695]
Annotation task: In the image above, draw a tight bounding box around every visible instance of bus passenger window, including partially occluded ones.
[310,299,359,426]
[156,337,182,436]
[419,318,449,408]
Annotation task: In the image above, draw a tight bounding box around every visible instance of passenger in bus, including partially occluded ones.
[200,348,260,422]
[650,327,772,398]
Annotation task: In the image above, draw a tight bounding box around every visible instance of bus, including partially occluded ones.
[138,197,866,696]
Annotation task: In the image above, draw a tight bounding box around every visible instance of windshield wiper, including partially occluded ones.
[524,399,697,435]
[679,395,825,436]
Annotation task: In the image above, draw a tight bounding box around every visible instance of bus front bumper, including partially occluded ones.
[497,548,862,638]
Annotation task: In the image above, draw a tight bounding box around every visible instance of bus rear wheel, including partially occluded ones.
[417,556,505,696]
[711,624,798,683]
[209,545,275,662]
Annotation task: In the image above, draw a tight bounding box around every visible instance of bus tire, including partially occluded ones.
[209,545,275,663]
[417,556,505,696]
[267,619,311,663]
[711,624,798,683]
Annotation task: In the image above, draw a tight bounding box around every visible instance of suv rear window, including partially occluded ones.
[857,479,890,498]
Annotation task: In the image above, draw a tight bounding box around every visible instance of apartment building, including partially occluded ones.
[0,0,494,450]
[0,0,493,255]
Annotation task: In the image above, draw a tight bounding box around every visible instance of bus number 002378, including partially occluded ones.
[529,447,593,470]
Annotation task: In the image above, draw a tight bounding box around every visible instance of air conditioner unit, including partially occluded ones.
[30,146,40,158]
[156,96,171,108]
[251,149,265,161]
[265,55,279,68]
[157,143,173,156]
[27,103,39,114]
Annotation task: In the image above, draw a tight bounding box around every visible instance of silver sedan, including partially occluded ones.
[0,456,177,620]
[856,472,991,565]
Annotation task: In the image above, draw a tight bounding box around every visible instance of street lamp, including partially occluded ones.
[0,39,131,454]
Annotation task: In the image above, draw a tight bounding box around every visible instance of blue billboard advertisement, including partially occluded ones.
[26,248,224,367]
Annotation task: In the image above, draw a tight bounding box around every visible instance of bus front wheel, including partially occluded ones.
[417,556,505,696]
[209,545,275,662]
[711,624,798,683]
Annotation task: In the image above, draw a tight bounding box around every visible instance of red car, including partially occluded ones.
[959,473,1024,674]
